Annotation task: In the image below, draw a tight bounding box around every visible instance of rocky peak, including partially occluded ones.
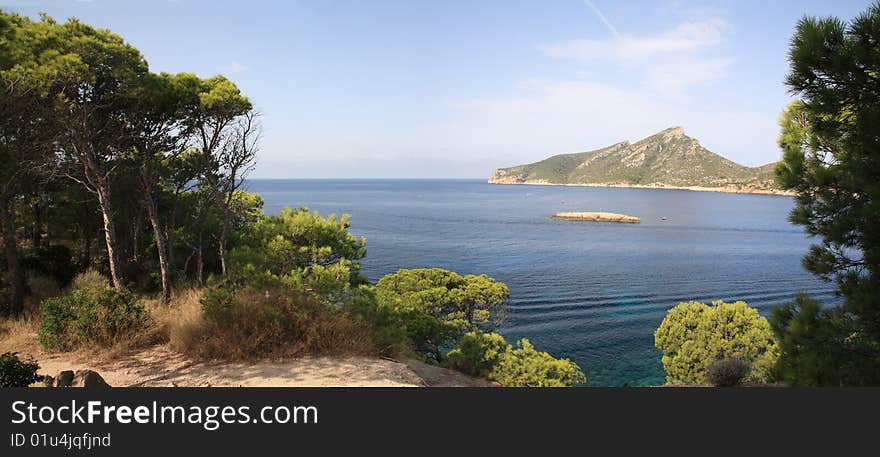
[659,126,686,140]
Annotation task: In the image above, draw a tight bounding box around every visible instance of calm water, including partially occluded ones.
[249,179,836,386]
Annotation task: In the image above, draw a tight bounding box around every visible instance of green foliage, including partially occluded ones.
[195,75,252,119]
[342,285,409,356]
[0,10,265,300]
[491,338,587,387]
[654,300,778,385]
[0,352,41,387]
[444,331,586,387]
[444,331,510,378]
[228,207,366,308]
[232,207,365,283]
[375,268,509,361]
[705,358,752,387]
[38,279,148,351]
[377,269,510,329]
[772,3,880,386]
[771,294,880,386]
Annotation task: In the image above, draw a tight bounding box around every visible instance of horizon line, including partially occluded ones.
[247,177,488,180]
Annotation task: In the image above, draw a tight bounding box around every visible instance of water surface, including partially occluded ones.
[249,179,835,386]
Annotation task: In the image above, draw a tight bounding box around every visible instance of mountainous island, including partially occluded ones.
[489,127,789,195]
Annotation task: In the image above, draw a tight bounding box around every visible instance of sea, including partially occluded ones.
[248,179,837,386]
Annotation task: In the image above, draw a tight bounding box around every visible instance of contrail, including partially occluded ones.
[583,0,620,39]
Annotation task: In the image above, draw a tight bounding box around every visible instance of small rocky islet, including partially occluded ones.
[550,212,641,224]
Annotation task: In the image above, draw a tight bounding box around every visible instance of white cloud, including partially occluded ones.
[219,61,249,74]
[542,19,728,62]
[645,56,732,96]
[540,18,732,100]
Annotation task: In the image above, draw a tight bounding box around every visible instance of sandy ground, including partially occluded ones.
[15,344,493,388]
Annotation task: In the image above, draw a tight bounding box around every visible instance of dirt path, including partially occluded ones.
[23,345,491,387]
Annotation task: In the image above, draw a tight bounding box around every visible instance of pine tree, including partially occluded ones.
[772,2,880,385]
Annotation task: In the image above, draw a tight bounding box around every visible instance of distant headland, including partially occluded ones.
[489,127,794,196]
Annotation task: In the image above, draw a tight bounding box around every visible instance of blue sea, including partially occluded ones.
[249,179,836,386]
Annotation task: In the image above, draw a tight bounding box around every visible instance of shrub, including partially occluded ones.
[377,268,509,331]
[376,268,509,361]
[38,282,149,351]
[654,300,778,385]
[444,331,586,387]
[70,269,109,290]
[185,277,380,359]
[491,339,587,387]
[0,352,41,387]
[444,331,509,378]
[706,358,752,387]
[342,286,409,356]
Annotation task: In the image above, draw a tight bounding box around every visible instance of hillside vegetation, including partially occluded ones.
[489,127,780,192]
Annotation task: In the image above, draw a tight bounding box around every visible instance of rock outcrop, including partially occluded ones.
[44,369,111,388]
[550,212,641,223]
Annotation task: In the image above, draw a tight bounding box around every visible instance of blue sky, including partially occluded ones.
[2,0,871,178]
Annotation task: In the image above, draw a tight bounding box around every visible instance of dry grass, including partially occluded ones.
[5,276,382,364]
[3,270,164,360]
[70,269,109,290]
[100,288,209,359]
[166,286,380,361]
[0,313,41,355]
[157,287,207,354]
[1,275,54,356]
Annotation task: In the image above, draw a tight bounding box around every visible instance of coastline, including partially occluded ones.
[487,179,794,197]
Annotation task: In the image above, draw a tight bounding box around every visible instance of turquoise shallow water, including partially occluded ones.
[249,179,836,386]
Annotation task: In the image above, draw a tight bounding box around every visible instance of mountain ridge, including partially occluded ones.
[488,127,787,195]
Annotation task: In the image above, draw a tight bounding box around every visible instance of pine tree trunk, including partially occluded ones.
[165,216,175,274]
[143,178,171,304]
[95,182,124,291]
[196,241,204,288]
[0,198,24,315]
[131,215,139,263]
[209,182,231,276]
[216,197,231,276]
[218,221,228,276]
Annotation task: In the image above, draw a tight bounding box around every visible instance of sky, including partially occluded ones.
[2,0,872,178]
